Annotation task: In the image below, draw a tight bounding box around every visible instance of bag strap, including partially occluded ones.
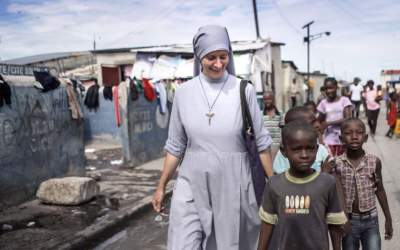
[240,80,254,136]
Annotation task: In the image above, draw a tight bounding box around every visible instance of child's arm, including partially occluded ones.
[322,159,352,235]
[375,159,393,240]
[257,222,274,250]
[328,225,342,250]
[325,106,352,127]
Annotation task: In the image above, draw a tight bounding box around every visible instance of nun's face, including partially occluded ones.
[201,50,229,79]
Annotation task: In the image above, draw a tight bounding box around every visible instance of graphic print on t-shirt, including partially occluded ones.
[285,195,311,214]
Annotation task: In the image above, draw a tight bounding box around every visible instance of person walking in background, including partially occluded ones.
[317,77,352,156]
[385,92,398,138]
[364,80,382,136]
[304,101,325,146]
[263,91,281,118]
[329,118,393,250]
[317,86,327,104]
[349,77,364,118]
[152,25,273,250]
[289,79,299,108]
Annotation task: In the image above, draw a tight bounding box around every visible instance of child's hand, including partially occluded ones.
[321,157,335,173]
[385,219,393,240]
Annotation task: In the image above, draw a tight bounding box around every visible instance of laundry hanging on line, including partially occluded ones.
[0,74,11,107]
[84,83,100,111]
[33,71,60,92]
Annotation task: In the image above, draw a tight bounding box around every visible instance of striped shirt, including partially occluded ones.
[333,153,378,213]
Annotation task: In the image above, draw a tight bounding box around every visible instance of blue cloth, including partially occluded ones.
[273,144,329,174]
[342,214,381,250]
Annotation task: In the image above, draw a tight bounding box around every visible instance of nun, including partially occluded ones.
[152,25,273,250]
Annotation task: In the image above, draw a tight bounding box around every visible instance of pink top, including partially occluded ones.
[364,88,380,110]
[317,96,352,145]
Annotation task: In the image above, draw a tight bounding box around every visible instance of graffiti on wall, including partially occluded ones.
[128,99,170,167]
[0,85,84,208]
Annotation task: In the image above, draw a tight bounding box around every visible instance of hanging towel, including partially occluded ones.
[84,83,100,111]
[61,78,84,120]
[142,78,156,102]
[154,81,167,114]
[113,86,121,127]
[33,71,60,92]
[0,74,11,107]
[103,86,113,101]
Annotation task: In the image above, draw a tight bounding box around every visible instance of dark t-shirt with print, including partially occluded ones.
[259,171,346,250]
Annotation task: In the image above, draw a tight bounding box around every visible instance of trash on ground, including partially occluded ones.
[110,159,123,165]
[26,221,36,227]
[2,224,13,231]
[85,148,96,153]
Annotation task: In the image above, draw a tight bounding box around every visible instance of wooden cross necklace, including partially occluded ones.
[199,74,229,125]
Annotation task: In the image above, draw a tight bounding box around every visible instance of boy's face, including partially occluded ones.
[282,131,318,173]
[305,104,316,114]
[263,94,274,108]
[340,121,368,150]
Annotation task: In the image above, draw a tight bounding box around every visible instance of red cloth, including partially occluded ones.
[387,101,397,126]
[327,145,346,157]
[113,86,121,127]
[142,78,156,102]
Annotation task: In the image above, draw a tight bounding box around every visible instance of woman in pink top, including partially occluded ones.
[364,80,382,135]
[317,77,352,156]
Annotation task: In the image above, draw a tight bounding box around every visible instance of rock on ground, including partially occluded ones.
[36,177,100,205]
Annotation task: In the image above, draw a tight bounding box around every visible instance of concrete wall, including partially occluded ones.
[270,45,284,112]
[83,87,122,143]
[0,76,85,209]
[123,85,170,167]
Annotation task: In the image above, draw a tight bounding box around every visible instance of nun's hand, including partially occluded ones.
[152,187,165,213]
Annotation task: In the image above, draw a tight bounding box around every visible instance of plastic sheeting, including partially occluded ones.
[175,58,194,78]
[150,55,181,81]
[234,53,252,76]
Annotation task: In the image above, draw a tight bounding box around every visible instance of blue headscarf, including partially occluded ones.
[192,25,236,76]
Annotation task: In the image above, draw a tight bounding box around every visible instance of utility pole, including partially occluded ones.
[302,21,314,101]
[302,21,330,101]
[252,0,261,39]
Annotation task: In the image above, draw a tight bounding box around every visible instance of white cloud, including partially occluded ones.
[0,0,399,83]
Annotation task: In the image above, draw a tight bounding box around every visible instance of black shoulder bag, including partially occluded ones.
[240,80,266,206]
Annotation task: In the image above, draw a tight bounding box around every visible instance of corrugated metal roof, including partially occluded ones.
[0,51,91,65]
[129,39,275,54]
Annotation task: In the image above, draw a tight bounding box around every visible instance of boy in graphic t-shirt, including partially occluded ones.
[258,121,347,250]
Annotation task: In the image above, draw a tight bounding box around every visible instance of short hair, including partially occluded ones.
[282,120,317,146]
[284,106,312,124]
[324,77,338,86]
[340,118,366,132]
[263,91,274,98]
[304,101,316,108]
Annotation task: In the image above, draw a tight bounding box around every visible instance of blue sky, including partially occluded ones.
[0,0,399,83]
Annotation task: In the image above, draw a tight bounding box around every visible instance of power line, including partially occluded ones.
[271,0,303,36]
